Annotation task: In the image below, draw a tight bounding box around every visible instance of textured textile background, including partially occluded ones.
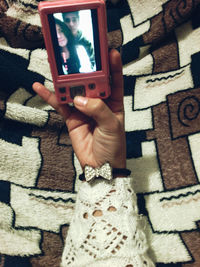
[0,0,200,266]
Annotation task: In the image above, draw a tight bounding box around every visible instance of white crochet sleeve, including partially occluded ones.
[61,177,155,267]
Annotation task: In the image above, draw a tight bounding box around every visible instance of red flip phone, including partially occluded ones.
[38,0,110,103]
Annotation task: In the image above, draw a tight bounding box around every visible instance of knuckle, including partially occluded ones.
[111,118,121,132]
[92,99,106,114]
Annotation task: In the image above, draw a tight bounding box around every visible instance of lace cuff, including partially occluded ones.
[61,178,154,267]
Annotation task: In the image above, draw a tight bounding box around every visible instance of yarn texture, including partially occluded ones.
[61,178,155,267]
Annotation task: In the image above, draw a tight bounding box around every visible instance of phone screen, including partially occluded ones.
[48,9,101,76]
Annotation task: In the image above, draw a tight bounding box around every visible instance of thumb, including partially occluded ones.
[74,96,117,130]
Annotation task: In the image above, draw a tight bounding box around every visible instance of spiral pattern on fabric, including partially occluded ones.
[178,96,200,127]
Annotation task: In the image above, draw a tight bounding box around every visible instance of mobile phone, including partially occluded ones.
[38,0,110,103]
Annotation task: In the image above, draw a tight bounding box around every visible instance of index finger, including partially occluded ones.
[106,49,124,113]
[32,82,71,120]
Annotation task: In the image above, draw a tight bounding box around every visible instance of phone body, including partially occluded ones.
[38,0,110,103]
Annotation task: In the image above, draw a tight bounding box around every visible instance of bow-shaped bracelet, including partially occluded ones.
[84,163,112,182]
[79,163,131,182]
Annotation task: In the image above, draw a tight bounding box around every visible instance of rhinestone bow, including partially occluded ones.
[84,163,112,182]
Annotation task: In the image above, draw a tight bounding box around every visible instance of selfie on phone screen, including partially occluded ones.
[51,10,99,75]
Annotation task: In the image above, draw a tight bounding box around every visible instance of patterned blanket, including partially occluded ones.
[1,0,200,266]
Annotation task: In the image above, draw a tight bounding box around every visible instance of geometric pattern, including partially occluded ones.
[1,0,200,266]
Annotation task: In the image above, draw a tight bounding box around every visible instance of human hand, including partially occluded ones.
[32,49,126,169]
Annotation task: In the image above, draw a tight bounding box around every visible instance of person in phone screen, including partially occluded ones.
[55,18,80,74]
[62,11,95,70]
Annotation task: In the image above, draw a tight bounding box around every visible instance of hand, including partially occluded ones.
[32,49,126,169]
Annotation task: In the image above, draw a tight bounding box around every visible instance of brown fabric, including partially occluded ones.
[30,231,65,267]
[152,33,179,73]
[147,102,198,189]
[31,111,75,191]
[143,0,200,45]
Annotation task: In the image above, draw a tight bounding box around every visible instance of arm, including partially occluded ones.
[77,31,95,68]
[32,49,154,267]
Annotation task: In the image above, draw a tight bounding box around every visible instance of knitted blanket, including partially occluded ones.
[1,0,200,266]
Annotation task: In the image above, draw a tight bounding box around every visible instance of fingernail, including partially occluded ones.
[74,96,88,107]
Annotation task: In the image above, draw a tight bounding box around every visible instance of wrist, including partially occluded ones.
[112,167,131,178]
[79,163,131,182]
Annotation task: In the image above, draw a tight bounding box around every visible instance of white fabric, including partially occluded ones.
[76,45,93,73]
[61,178,155,267]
